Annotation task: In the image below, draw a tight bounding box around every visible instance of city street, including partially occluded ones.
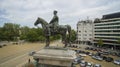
[0,42,45,67]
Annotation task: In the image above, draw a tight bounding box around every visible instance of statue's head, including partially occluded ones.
[34,17,40,26]
[53,10,57,15]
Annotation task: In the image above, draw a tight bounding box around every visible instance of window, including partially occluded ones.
[89,34,92,36]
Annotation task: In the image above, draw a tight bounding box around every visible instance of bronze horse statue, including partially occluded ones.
[34,17,71,47]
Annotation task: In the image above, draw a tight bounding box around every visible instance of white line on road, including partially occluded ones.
[0,53,27,66]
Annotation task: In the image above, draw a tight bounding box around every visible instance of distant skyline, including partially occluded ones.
[0,0,120,29]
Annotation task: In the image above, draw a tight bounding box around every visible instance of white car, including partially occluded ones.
[80,61,86,67]
[86,62,92,67]
[29,51,36,56]
[93,64,101,67]
[79,54,87,57]
[114,60,120,65]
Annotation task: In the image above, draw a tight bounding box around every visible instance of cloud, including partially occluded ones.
[0,0,120,29]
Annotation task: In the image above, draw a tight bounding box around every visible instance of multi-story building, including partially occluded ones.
[77,20,93,45]
[94,12,120,50]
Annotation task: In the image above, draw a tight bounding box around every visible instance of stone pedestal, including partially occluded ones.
[33,47,76,67]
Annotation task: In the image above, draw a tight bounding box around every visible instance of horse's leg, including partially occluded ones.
[45,36,50,47]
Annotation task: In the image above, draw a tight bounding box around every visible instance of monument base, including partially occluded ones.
[33,46,76,67]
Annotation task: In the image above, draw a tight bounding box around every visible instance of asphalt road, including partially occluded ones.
[0,42,45,67]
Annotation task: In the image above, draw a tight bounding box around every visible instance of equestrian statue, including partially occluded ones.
[34,10,71,48]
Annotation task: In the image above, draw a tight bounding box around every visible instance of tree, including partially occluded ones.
[70,29,77,43]
[2,23,20,41]
[20,26,30,40]
[117,38,120,44]
[0,27,4,41]
[26,28,39,42]
[98,38,103,47]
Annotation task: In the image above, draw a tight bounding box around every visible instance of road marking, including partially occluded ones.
[0,53,27,65]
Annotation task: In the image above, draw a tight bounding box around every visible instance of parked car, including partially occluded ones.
[73,57,83,64]
[85,52,90,55]
[79,54,87,57]
[80,60,87,67]
[102,51,110,55]
[110,52,117,56]
[101,56,107,60]
[86,62,92,67]
[114,60,120,65]
[117,53,120,57]
[105,57,113,62]
[29,51,36,56]
[92,55,103,61]
[0,45,2,48]
[85,47,90,50]
[93,64,101,67]
[96,52,101,56]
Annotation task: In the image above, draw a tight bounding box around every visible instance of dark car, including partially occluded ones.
[117,53,120,57]
[0,45,2,48]
[105,57,113,62]
[85,47,90,50]
[85,52,90,55]
[110,52,117,56]
[102,56,107,60]
[96,52,101,56]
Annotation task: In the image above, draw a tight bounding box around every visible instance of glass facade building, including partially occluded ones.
[94,12,120,49]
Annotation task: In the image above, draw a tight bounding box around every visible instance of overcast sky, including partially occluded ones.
[0,0,120,29]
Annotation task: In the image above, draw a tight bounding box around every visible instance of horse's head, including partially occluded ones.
[34,17,40,26]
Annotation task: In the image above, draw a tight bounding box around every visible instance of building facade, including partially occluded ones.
[94,12,120,50]
[77,20,93,45]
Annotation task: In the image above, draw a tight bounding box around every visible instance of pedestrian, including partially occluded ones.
[28,58,30,63]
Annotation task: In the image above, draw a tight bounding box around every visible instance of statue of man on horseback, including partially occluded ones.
[49,10,59,33]
[34,10,71,48]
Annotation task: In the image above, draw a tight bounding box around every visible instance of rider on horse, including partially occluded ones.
[49,10,59,32]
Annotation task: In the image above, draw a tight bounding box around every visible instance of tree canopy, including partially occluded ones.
[0,23,76,42]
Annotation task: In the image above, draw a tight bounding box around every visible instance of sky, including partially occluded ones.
[0,0,120,29]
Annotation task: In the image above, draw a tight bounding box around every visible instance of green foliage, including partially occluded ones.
[98,38,103,47]
[70,29,77,43]
[50,34,61,41]
[2,23,20,41]
[0,27,4,41]
[117,38,120,44]
[0,23,65,42]
[26,28,39,42]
